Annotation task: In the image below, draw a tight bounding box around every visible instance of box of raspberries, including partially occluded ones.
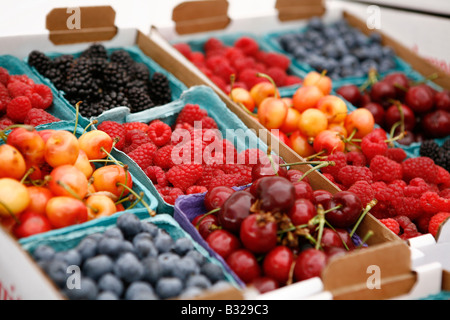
[92,85,278,214]
[25,44,188,127]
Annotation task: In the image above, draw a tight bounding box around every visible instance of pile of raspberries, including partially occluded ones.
[173,36,302,93]
[0,67,59,129]
[97,103,266,205]
[321,128,450,240]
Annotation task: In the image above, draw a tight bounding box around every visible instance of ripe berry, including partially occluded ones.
[240,213,277,254]
[262,246,294,285]
[226,249,261,284]
[294,248,327,282]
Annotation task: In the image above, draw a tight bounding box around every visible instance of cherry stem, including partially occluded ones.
[324,221,350,251]
[297,161,335,182]
[194,208,220,228]
[89,159,124,166]
[82,120,98,135]
[349,199,378,237]
[127,191,145,211]
[279,160,334,167]
[100,147,122,166]
[115,194,136,206]
[20,167,36,184]
[277,223,309,235]
[323,204,343,215]
[116,182,155,217]
[410,72,438,86]
[315,204,326,250]
[357,230,374,248]
[57,180,98,213]
[304,150,326,161]
[73,101,82,136]
[0,200,20,224]
[256,73,279,99]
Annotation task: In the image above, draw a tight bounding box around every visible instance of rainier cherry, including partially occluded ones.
[7,127,46,165]
[85,194,117,221]
[0,178,30,218]
[44,130,80,167]
[78,129,113,160]
[0,144,27,180]
[48,165,89,199]
[45,196,88,229]
[92,165,133,198]
[13,211,52,238]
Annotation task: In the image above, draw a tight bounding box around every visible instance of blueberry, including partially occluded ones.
[361,59,378,73]
[83,255,114,280]
[134,238,158,259]
[96,291,119,300]
[201,263,224,283]
[97,273,124,297]
[185,274,212,290]
[155,277,183,299]
[369,32,382,43]
[185,250,206,266]
[125,281,156,300]
[141,256,162,285]
[116,213,142,239]
[32,245,55,262]
[63,277,98,300]
[120,240,136,255]
[382,46,395,57]
[307,17,323,30]
[45,259,70,288]
[133,232,153,244]
[140,221,159,237]
[173,237,194,256]
[85,232,103,242]
[154,230,173,253]
[97,237,123,258]
[158,252,180,277]
[114,252,144,283]
[54,249,82,267]
[76,237,98,261]
[173,256,200,280]
[104,227,124,240]
[292,46,307,59]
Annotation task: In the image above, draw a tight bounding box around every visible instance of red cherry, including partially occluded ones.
[336,84,362,106]
[335,228,355,250]
[256,176,295,212]
[312,190,333,208]
[363,102,385,127]
[226,249,261,284]
[192,213,220,239]
[293,248,327,282]
[383,72,410,99]
[204,186,235,211]
[324,191,363,228]
[320,228,345,250]
[13,211,52,239]
[206,229,241,259]
[217,191,255,233]
[370,81,396,108]
[384,103,416,132]
[251,277,279,294]
[286,169,309,184]
[262,246,294,285]
[435,90,450,112]
[288,198,316,226]
[292,181,314,201]
[421,109,450,138]
[405,85,435,114]
[240,213,277,254]
[251,154,288,180]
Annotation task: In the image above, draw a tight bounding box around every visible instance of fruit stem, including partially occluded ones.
[357,230,374,248]
[116,182,155,217]
[73,101,82,135]
[349,199,378,237]
[323,204,343,215]
[100,147,122,166]
[277,223,309,235]
[304,150,326,161]
[89,159,124,166]
[324,221,350,251]
[82,120,98,135]
[20,167,36,184]
[114,194,136,206]
[297,161,335,182]
[315,204,326,250]
[279,160,334,167]
[410,73,439,86]
[256,73,279,99]
[0,200,20,224]
[126,191,145,210]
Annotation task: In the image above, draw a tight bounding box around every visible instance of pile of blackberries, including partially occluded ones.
[420,139,450,172]
[31,213,231,300]
[27,44,172,118]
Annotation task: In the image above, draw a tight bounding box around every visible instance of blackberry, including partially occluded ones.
[81,43,108,60]
[63,57,101,104]
[89,57,108,80]
[419,140,441,159]
[133,62,151,82]
[149,72,172,106]
[443,138,450,152]
[127,87,155,112]
[28,50,52,76]
[110,50,135,74]
[45,54,75,88]
[435,149,450,172]
[103,62,131,92]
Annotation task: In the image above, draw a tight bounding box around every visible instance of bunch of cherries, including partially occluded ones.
[191,153,373,293]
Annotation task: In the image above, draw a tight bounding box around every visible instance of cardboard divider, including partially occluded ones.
[275,0,326,22]
[172,0,231,35]
[46,6,118,45]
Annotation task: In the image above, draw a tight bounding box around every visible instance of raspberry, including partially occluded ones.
[175,104,208,126]
[0,83,10,111]
[347,180,375,207]
[345,151,366,167]
[389,179,407,190]
[8,74,34,86]
[7,80,31,98]
[222,139,237,163]
[369,155,402,183]
[420,192,450,215]
[158,187,184,205]
[221,164,253,185]
[186,185,208,195]
[25,84,53,109]
[370,182,401,219]
[404,178,431,199]
[263,52,291,71]
[153,144,175,169]
[210,75,228,93]
[338,165,373,188]
[238,68,268,89]
[147,120,171,147]
[284,75,303,86]
[24,108,60,127]
[265,67,287,87]
[232,56,256,73]
[384,148,407,163]
[173,43,192,59]
[7,96,32,123]
[97,121,127,151]
[360,129,388,162]
[123,122,149,133]
[441,188,450,199]
[394,215,422,240]
[0,67,9,86]
[208,173,245,191]
[401,157,438,184]
[123,129,152,154]
[236,148,266,167]
[379,218,400,235]
[204,38,225,53]
[127,142,157,170]
[436,165,450,190]
[166,164,203,192]
[428,212,450,237]
[321,151,347,181]
[190,52,206,68]
[196,166,225,188]
[144,166,168,187]
[392,196,424,220]
[205,56,228,71]
[0,116,14,129]
[234,36,259,56]
[210,60,235,83]
[199,116,218,130]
